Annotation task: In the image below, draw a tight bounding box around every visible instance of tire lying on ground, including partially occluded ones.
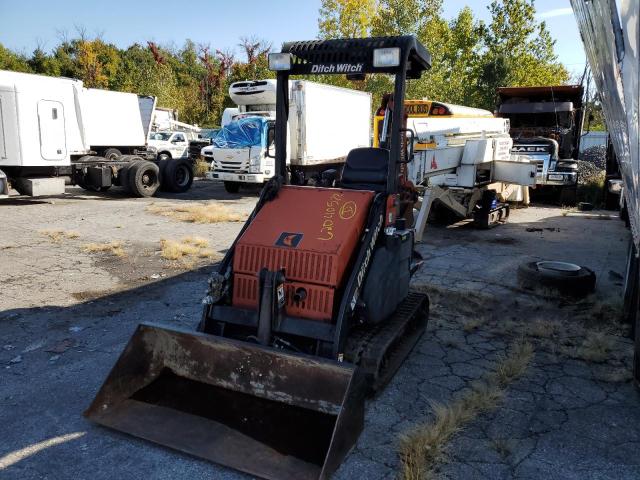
[517,261,596,297]
[161,159,194,193]
[127,160,160,197]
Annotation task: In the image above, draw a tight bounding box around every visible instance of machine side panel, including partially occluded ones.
[233,186,374,288]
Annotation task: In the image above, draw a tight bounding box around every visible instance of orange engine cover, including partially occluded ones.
[233,186,374,321]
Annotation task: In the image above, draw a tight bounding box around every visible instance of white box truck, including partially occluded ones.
[204,79,371,193]
[0,70,195,198]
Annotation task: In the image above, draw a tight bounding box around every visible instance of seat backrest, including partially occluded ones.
[340,147,389,192]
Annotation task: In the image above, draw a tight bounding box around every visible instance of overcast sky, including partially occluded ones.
[0,0,586,76]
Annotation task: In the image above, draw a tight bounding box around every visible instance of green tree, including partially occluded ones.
[477,0,569,108]
[0,44,31,72]
[371,0,442,38]
[318,0,377,39]
[28,47,61,76]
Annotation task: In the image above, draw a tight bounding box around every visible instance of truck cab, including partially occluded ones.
[204,116,275,192]
[148,131,193,161]
[497,85,584,205]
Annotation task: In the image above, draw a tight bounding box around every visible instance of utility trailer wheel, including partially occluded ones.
[224,181,241,194]
[128,161,160,197]
[103,148,122,161]
[162,160,194,193]
[517,261,596,297]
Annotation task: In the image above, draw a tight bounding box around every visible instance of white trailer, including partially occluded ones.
[81,87,156,159]
[205,79,371,192]
[0,70,194,197]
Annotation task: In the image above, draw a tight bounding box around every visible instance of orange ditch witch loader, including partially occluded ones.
[85,35,431,480]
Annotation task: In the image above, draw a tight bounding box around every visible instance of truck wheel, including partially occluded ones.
[104,148,122,161]
[604,191,620,210]
[128,161,160,197]
[224,181,241,194]
[158,152,171,162]
[163,160,194,193]
[559,185,577,206]
[517,261,596,297]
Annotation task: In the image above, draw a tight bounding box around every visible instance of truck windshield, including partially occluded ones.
[201,129,220,139]
[211,117,267,149]
[149,132,172,141]
[507,112,573,129]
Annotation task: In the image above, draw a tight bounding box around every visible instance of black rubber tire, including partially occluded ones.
[77,177,111,193]
[559,185,578,207]
[117,158,140,190]
[157,159,169,191]
[103,148,122,161]
[128,160,160,197]
[517,261,596,297]
[163,160,194,193]
[224,181,241,194]
[158,152,171,162]
[604,182,621,210]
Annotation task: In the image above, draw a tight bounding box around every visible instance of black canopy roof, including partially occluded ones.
[280,35,431,79]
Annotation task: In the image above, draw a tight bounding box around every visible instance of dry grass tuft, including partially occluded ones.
[527,319,558,338]
[83,241,126,257]
[398,340,533,480]
[490,341,535,386]
[194,159,210,178]
[160,239,198,260]
[463,316,487,333]
[72,289,114,301]
[147,202,246,224]
[182,236,209,248]
[40,230,81,242]
[574,298,623,326]
[160,237,219,265]
[573,330,616,363]
[594,368,633,383]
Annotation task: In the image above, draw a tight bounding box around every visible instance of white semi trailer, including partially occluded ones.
[0,70,193,198]
[204,79,371,193]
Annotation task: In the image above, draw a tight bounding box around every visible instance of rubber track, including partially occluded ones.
[345,291,429,394]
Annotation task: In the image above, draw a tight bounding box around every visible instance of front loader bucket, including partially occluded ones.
[85,323,364,480]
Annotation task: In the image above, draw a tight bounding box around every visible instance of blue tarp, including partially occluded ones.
[211,117,267,149]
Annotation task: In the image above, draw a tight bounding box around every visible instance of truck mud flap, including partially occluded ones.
[85,323,364,480]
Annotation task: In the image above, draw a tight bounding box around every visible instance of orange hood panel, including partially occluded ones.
[233,186,374,288]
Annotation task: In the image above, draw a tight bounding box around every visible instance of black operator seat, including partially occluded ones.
[340,147,389,192]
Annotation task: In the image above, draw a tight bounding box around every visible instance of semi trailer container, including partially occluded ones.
[0,70,193,197]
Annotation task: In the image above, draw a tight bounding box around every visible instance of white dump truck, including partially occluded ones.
[0,70,194,198]
[205,79,371,193]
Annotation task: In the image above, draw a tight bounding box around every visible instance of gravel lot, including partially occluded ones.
[1,183,638,480]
